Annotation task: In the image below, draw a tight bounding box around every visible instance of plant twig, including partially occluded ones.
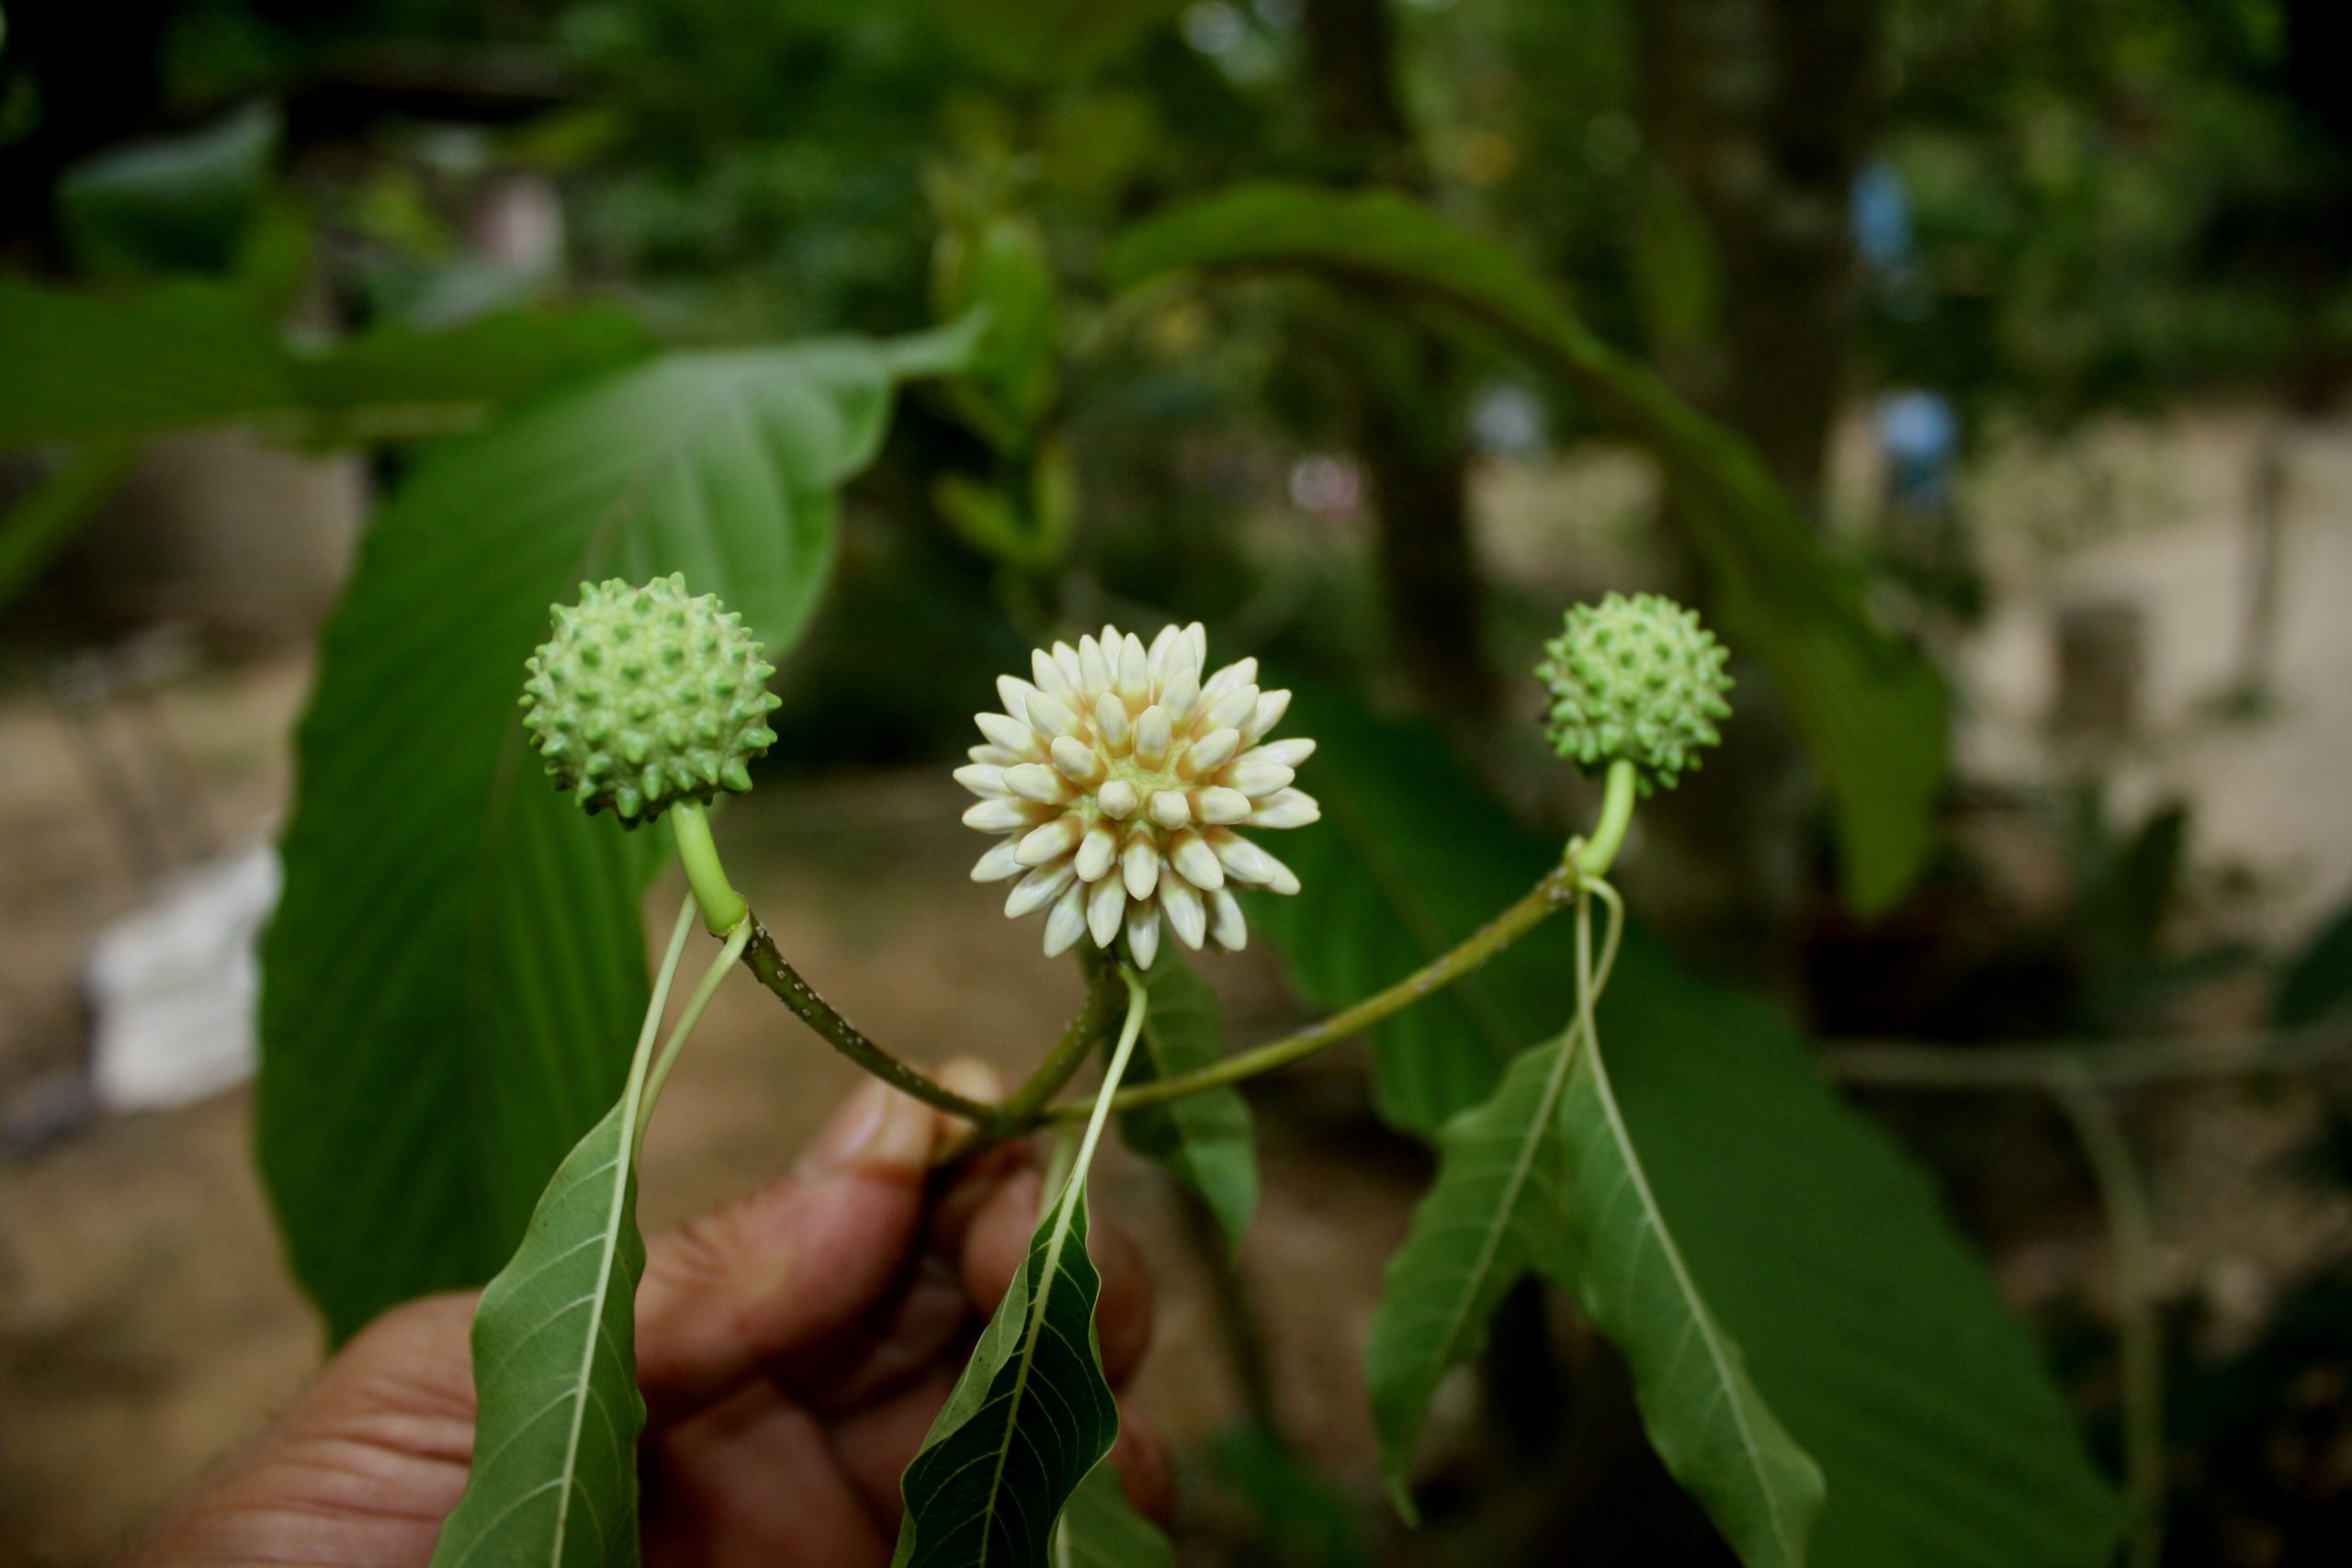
[2051,1071,2165,1568]
[737,916,999,1124]
[1044,861,1580,1122]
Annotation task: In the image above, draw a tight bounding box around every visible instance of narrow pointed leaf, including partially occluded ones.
[1363,1029,1580,1518]
[1547,1027,1825,1568]
[427,1092,650,1568]
[1118,954,1257,1250]
[1106,185,1946,913]
[1051,1466,1176,1568]
[892,1178,1122,1567]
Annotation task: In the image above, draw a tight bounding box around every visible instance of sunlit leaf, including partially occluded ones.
[260,330,970,1340]
[1107,185,1946,914]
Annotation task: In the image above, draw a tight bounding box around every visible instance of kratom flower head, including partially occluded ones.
[520,574,782,824]
[959,623,1318,966]
[1537,592,1733,795]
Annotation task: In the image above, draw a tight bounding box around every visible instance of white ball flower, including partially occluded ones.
[958,622,1319,966]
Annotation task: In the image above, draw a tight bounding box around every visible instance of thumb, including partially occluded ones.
[635,1076,938,1419]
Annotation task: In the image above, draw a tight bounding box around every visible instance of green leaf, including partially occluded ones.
[1552,1020,1826,1567]
[1052,1466,1175,1568]
[1118,954,1257,1250]
[1106,185,1947,914]
[1259,690,2122,1567]
[1369,1009,1824,1566]
[1363,1030,1583,1516]
[1203,1421,1369,1568]
[58,103,279,276]
[260,334,963,1340]
[426,1092,650,1568]
[0,279,650,450]
[892,1161,1121,1567]
[0,444,134,612]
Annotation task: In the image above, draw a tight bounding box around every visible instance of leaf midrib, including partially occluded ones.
[1426,1029,1581,1379]
[977,1182,1087,1567]
[1577,1041,1808,1564]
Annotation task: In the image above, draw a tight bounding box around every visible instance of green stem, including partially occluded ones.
[2051,1071,2165,1568]
[1573,758,1639,879]
[609,897,699,1160]
[640,918,754,1132]
[671,802,747,935]
[736,916,999,1124]
[1054,968,1152,1204]
[998,959,1129,1127]
[1050,862,1578,1122]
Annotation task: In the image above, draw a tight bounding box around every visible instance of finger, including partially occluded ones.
[126,1293,480,1568]
[1108,1413,1177,1524]
[825,1363,960,1529]
[1089,1221,1156,1388]
[647,1383,889,1568]
[638,1077,937,1418]
[773,1250,967,1414]
[960,1171,1155,1384]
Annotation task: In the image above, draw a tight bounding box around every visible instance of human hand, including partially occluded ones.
[130,1062,1166,1568]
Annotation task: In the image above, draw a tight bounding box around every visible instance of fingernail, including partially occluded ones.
[800,1078,933,1179]
[934,1056,1006,1105]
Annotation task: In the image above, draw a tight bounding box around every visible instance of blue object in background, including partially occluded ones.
[1878,389,1960,515]
[1851,156,1916,278]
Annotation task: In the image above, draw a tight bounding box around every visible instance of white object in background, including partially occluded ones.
[85,843,279,1111]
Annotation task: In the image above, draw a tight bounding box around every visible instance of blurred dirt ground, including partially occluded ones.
[4,408,2352,1564]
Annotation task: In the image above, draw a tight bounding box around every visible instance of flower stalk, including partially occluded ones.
[734,917,1001,1124]
[1046,861,1585,1122]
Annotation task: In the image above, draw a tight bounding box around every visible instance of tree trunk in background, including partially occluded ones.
[1300,0,1498,721]
[1632,0,1883,968]
[1636,0,1879,513]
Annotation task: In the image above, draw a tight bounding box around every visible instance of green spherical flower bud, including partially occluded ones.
[519,574,782,825]
[1536,592,1733,795]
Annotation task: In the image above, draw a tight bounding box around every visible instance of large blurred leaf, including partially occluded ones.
[1119,954,1257,1251]
[0,279,650,450]
[1107,186,1947,914]
[1257,690,2120,1567]
[892,1145,1121,1567]
[58,103,278,276]
[427,1088,651,1568]
[260,329,969,1339]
